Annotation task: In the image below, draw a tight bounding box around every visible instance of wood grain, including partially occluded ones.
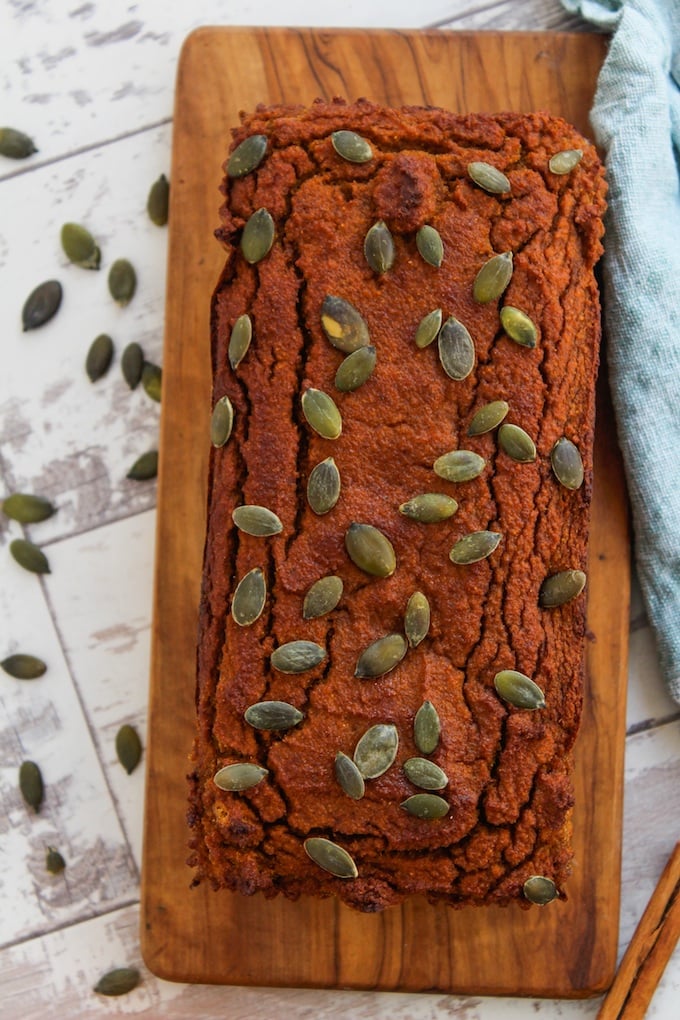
[140,27,629,997]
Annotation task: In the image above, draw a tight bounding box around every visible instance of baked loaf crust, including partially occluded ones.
[188,98,606,912]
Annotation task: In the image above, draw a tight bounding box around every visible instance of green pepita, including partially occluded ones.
[231,567,266,626]
[539,569,587,607]
[141,362,162,402]
[473,251,513,304]
[331,130,372,163]
[433,450,486,483]
[126,450,158,481]
[353,723,398,779]
[498,423,537,463]
[414,307,442,349]
[416,224,444,267]
[46,846,66,874]
[108,258,136,306]
[85,334,114,382]
[334,752,365,800]
[334,345,376,392]
[301,387,342,440]
[321,295,370,353]
[115,723,142,774]
[500,306,538,348]
[400,793,449,819]
[61,222,101,270]
[147,173,170,225]
[228,314,253,370]
[523,875,558,904]
[303,575,343,619]
[93,967,141,997]
[10,538,50,574]
[0,127,38,159]
[231,505,282,536]
[214,762,268,791]
[414,700,441,754]
[345,522,396,577]
[1,654,47,680]
[467,161,511,194]
[19,760,44,812]
[449,530,502,565]
[244,700,304,730]
[211,395,234,447]
[121,342,144,389]
[438,316,475,380]
[549,149,582,175]
[399,492,458,523]
[494,669,546,710]
[467,400,509,436]
[307,457,341,515]
[2,493,56,524]
[227,134,268,178]
[270,640,326,674]
[551,437,584,490]
[240,207,275,264]
[21,280,62,331]
[304,836,358,878]
[404,591,430,648]
[403,757,448,790]
[355,633,407,679]
[364,220,395,273]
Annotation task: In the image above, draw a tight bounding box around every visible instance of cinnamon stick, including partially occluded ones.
[598,841,680,1020]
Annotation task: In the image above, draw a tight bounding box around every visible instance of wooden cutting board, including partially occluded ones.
[140,27,630,998]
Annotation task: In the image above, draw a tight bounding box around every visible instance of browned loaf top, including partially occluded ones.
[188,98,607,912]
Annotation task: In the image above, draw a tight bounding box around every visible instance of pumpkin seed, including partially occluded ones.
[468,400,509,436]
[449,530,502,565]
[228,314,253,370]
[404,591,430,648]
[210,395,234,447]
[45,846,66,874]
[345,522,396,577]
[108,258,136,305]
[403,757,448,790]
[399,492,457,523]
[244,700,304,730]
[494,669,546,710]
[331,130,373,163]
[304,836,359,878]
[473,251,513,303]
[438,316,475,380]
[2,493,55,523]
[355,633,407,679]
[353,723,398,779]
[523,875,558,904]
[364,220,395,273]
[126,450,158,481]
[334,752,365,800]
[539,569,586,607]
[0,126,37,159]
[549,149,582,175]
[241,207,275,264]
[93,967,140,997]
[121,342,144,389]
[414,307,442,349]
[400,793,449,819]
[414,700,440,754]
[307,457,341,515]
[61,222,101,269]
[321,295,370,353]
[498,423,536,462]
[416,224,444,267]
[21,279,62,331]
[500,306,538,348]
[334,345,376,392]
[303,575,343,619]
[214,762,268,791]
[141,362,162,402]
[231,567,266,626]
[301,388,342,440]
[10,538,50,574]
[1,654,47,680]
[433,450,486,483]
[147,173,169,225]
[19,760,43,812]
[115,723,142,774]
[227,134,268,178]
[270,640,326,673]
[467,161,511,194]
[551,437,584,490]
[232,505,282,536]
[85,333,114,382]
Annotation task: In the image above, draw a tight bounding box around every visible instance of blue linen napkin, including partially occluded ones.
[561,0,680,703]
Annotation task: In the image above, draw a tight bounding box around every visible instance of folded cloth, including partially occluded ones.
[561,0,680,703]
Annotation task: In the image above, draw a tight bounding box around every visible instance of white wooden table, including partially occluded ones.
[1,1,679,1016]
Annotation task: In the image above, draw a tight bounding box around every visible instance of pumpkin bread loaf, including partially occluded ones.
[187,98,607,912]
